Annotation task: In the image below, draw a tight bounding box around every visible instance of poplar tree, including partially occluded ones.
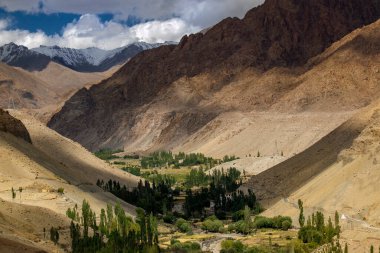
[298,199,305,227]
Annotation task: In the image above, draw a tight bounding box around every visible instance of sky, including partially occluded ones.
[0,0,264,50]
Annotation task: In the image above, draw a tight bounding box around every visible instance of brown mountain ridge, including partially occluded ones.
[49,0,380,154]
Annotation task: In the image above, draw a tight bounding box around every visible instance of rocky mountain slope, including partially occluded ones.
[0,108,31,143]
[0,109,140,252]
[0,61,120,123]
[0,42,171,72]
[0,43,51,71]
[49,0,380,155]
[0,62,57,109]
[255,98,380,252]
[0,109,140,213]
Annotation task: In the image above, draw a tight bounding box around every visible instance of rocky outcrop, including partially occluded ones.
[48,0,380,151]
[0,109,31,143]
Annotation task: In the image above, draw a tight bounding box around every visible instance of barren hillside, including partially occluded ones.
[49,0,380,159]
[0,109,141,251]
[0,62,119,123]
[254,99,380,252]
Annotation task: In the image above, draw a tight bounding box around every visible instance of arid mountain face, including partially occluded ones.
[0,109,31,143]
[49,0,380,152]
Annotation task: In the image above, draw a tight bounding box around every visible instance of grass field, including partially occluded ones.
[241,229,298,247]
[142,167,192,183]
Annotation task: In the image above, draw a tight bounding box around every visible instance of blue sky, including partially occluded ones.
[0,0,264,49]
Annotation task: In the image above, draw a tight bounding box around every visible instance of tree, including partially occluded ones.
[81,199,91,237]
[99,208,107,236]
[136,208,147,244]
[243,205,252,234]
[335,211,341,237]
[298,199,305,227]
[11,187,16,200]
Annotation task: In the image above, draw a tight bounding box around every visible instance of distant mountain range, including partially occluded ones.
[0,42,174,72]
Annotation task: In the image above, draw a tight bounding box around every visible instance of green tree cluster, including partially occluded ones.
[68,200,159,253]
[140,151,223,169]
[121,166,141,176]
[183,168,257,219]
[97,179,175,215]
[298,200,342,250]
[94,149,123,160]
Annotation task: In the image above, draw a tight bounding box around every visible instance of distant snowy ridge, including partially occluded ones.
[31,42,175,71]
[0,41,175,72]
[0,42,51,71]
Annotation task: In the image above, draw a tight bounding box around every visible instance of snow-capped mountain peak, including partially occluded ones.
[0,41,176,72]
[30,42,175,72]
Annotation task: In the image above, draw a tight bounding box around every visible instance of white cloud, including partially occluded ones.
[0,19,8,30]
[0,20,53,48]
[129,19,199,44]
[0,0,265,49]
[0,15,200,49]
[0,0,265,28]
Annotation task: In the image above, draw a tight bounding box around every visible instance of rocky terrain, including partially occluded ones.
[49,0,380,156]
[0,108,31,143]
[1,0,380,251]
[0,43,51,71]
[0,61,120,123]
[258,98,380,252]
[0,110,140,251]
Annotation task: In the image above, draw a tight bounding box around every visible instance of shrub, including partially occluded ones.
[113,161,126,165]
[253,216,274,229]
[253,215,292,230]
[281,220,292,231]
[163,212,176,224]
[234,220,253,234]
[121,166,141,176]
[228,223,236,232]
[232,210,245,222]
[201,215,224,232]
[170,241,201,253]
[57,187,64,194]
[272,216,292,230]
[175,218,192,233]
[221,240,244,253]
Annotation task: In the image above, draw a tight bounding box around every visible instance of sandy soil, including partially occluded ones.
[176,111,354,158]
[209,156,287,176]
[0,61,120,123]
[0,236,48,253]
[0,110,141,219]
[254,100,380,252]
[0,198,71,252]
[0,107,143,252]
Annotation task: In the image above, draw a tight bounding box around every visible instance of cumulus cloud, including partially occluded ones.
[0,19,53,48]
[0,0,265,28]
[0,14,199,49]
[0,0,265,49]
